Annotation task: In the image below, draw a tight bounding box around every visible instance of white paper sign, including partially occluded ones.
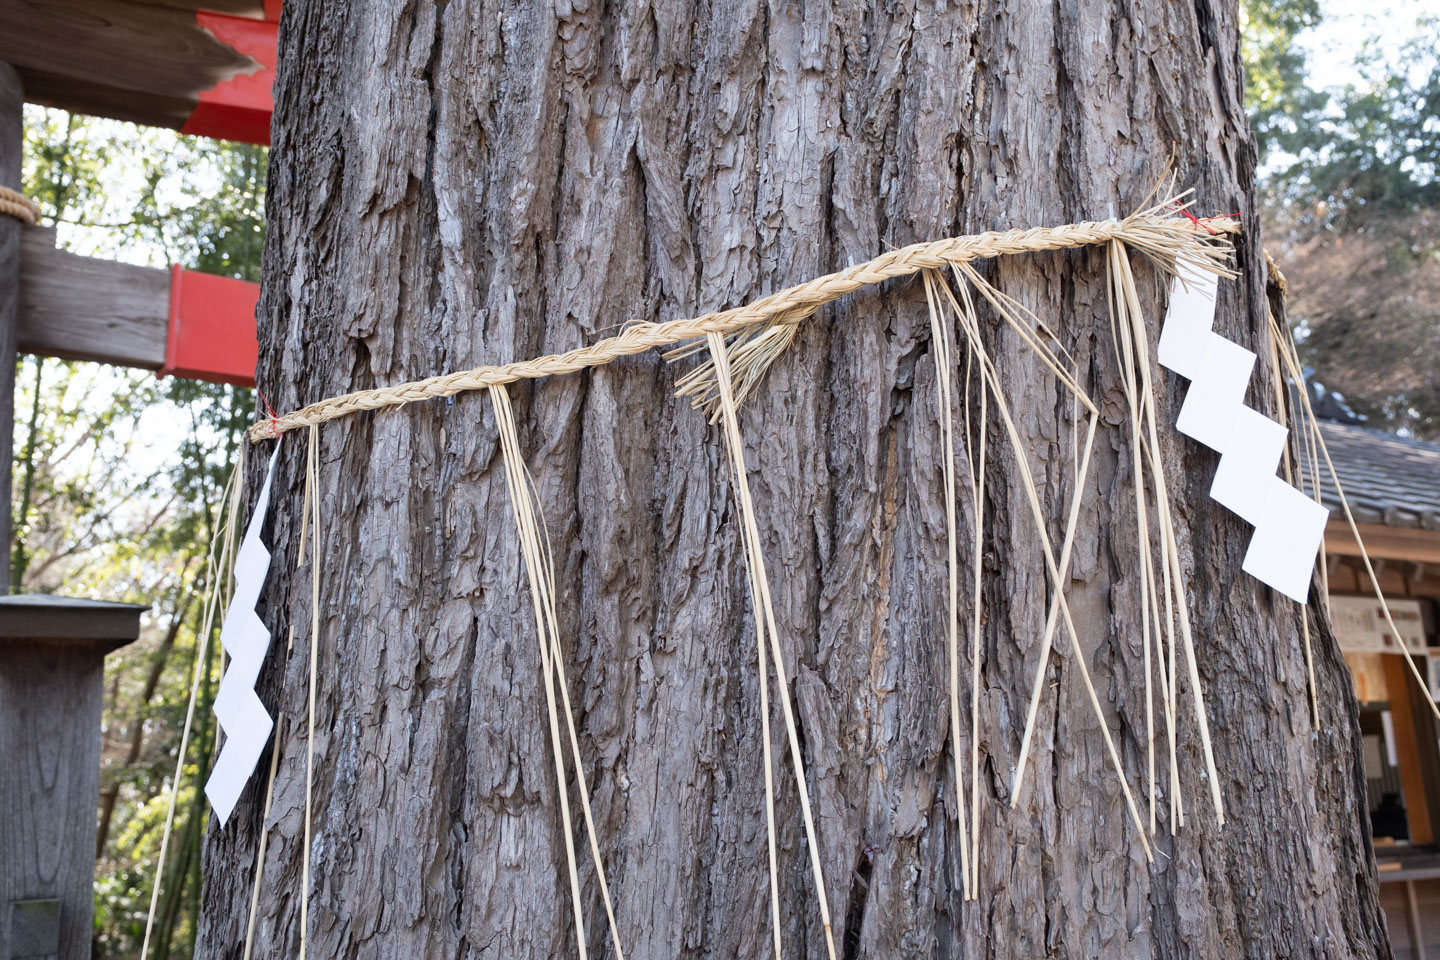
[1208,406,1287,525]
[1239,478,1329,602]
[205,445,281,825]
[1156,266,1218,380]
[1158,266,1327,603]
[1330,595,1429,653]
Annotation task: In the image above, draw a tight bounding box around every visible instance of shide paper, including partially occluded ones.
[205,445,281,826]
[1157,266,1327,603]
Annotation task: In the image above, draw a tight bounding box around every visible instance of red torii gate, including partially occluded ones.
[1,0,279,388]
[2,0,279,146]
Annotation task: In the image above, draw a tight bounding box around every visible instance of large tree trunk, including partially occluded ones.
[197,1,1389,957]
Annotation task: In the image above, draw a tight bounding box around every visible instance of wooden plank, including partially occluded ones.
[1408,881,1429,960]
[19,65,197,130]
[1382,882,1415,955]
[1327,520,1440,566]
[1,62,22,595]
[180,12,275,144]
[1379,864,1440,884]
[1360,565,1415,599]
[0,642,105,960]
[162,265,258,385]
[17,228,168,368]
[1329,560,1362,593]
[135,0,266,14]
[1380,877,1440,958]
[0,0,264,134]
[0,601,140,960]
[0,594,146,644]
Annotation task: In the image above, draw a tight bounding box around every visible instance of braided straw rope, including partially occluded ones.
[0,184,40,225]
[249,204,1239,441]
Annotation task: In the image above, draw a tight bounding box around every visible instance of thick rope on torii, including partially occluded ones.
[0,184,40,225]
[248,195,1239,442]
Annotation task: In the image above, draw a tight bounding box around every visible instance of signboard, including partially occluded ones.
[1330,595,1429,654]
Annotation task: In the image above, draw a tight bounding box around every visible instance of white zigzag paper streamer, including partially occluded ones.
[1157,266,1327,603]
[205,445,281,825]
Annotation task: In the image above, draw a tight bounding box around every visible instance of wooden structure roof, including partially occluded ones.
[1308,422,1440,566]
[1308,422,1440,531]
[0,0,278,143]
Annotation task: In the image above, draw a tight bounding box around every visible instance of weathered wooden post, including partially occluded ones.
[0,595,143,960]
[0,60,21,593]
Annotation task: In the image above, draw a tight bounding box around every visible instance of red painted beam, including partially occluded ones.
[180,12,277,145]
[162,265,259,387]
[169,9,275,378]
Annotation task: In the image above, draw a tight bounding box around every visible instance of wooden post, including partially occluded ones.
[0,595,143,960]
[1383,653,1440,845]
[1406,879,1428,960]
[0,62,21,595]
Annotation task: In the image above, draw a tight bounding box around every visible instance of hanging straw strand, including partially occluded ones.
[242,714,284,960]
[491,385,592,958]
[922,271,972,901]
[707,330,840,960]
[1268,316,1440,719]
[489,386,627,960]
[525,432,628,960]
[141,457,243,960]
[1264,307,1322,729]
[1112,247,1225,825]
[1106,242,1158,834]
[300,426,322,960]
[964,324,988,899]
[930,269,1151,861]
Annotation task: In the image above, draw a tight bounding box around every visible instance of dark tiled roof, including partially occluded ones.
[1298,421,1440,530]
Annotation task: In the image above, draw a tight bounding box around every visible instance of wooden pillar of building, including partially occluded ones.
[0,595,143,960]
[1384,653,1440,846]
[0,61,21,594]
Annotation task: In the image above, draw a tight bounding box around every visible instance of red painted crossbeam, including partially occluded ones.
[161,7,277,380]
[180,12,278,146]
[162,266,259,387]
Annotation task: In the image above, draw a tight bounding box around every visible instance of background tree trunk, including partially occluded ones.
[197,1,1389,957]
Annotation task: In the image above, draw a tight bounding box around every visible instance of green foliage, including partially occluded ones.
[1243,3,1440,222]
[1241,0,1325,160]
[23,109,266,277]
[1268,25,1440,222]
[22,110,119,226]
[19,107,265,958]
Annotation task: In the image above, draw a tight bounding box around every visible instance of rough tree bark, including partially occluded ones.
[198,1,1390,958]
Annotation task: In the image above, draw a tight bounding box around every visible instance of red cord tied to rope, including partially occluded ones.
[258,389,281,441]
[1166,200,1241,234]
